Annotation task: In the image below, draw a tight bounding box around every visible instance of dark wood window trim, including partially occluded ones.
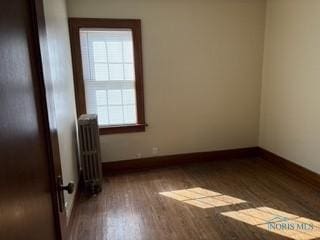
[68,18,146,135]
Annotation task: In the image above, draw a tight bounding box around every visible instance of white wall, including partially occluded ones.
[260,0,320,174]
[43,0,79,219]
[67,0,266,162]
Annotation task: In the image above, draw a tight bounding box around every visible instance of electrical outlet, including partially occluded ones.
[136,153,142,158]
[152,147,159,155]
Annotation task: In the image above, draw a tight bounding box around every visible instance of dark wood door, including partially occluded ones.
[0,0,63,239]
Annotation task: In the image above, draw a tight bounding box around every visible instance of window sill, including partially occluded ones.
[99,123,146,135]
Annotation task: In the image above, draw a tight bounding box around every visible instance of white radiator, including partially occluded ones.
[78,114,102,194]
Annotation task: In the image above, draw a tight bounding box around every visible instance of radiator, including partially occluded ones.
[78,114,102,194]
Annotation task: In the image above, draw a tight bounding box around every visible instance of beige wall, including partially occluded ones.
[67,0,266,162]
[260,0,320,174]
[43,0,79,219]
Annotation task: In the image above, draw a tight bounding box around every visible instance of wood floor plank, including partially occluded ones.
[69,157,320,240]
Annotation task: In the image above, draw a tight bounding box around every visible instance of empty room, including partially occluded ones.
[1,0,320,239]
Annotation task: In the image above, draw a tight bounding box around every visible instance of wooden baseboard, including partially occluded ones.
[66,182,81,240]
[102,147,260,175]
[259,148,320,189]
[102,147,320,189]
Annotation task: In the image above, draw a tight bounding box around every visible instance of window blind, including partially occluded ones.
[80,29,137,126]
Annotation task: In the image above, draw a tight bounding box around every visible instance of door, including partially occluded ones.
[0,0,68,239]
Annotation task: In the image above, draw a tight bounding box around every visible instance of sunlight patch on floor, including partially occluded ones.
[222,207,320,240]
[159,187,246,209]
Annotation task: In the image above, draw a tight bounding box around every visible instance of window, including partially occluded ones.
[69,18,145,134]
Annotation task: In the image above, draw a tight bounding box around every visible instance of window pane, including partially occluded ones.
[123,105,137,124]
[109,64,124,80]
[97,106,109,125]
[122,89,136,104]
[108,90,122,105]
[80,32,91,81]
[94,63,108,81]
[124,64,135,80]
[96,90,107,106]
[123,41,134,62]
[93,42,107,62]
[80,28,140,127]
[107,42,123,63]
[108,106,123,124]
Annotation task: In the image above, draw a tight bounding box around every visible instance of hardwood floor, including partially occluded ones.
[69,157,320,240]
